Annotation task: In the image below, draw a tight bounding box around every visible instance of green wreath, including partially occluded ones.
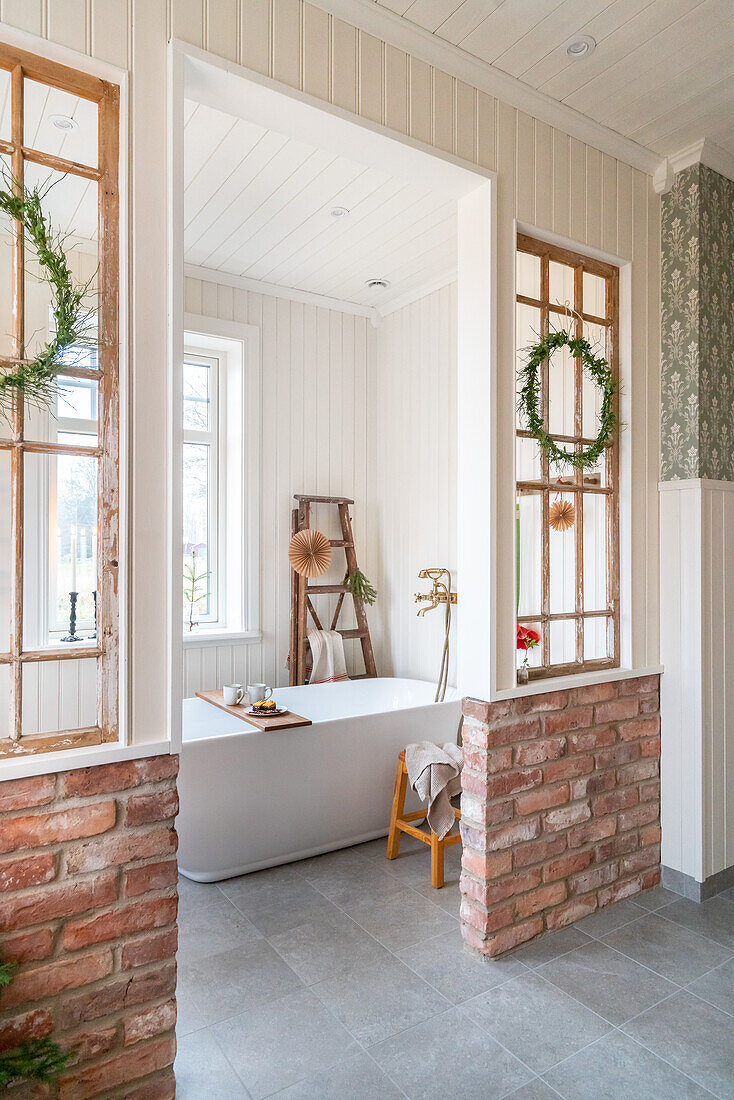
[0,175,94,419]
[517,329,618,470]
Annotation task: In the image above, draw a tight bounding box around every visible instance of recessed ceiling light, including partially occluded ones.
[49,113,78,131]
[563,34,596,59]
[366,278,390,290]
[329,206,350,218]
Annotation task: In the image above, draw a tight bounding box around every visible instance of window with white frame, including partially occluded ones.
[183,351,220,628]
[180,321,260,644]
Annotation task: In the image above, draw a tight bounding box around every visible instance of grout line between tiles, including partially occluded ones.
[618,1028,722,1099]
[538,923,688,992]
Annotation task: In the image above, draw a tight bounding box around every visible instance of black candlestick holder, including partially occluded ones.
[88,590,98,640]
[61,591,83,642]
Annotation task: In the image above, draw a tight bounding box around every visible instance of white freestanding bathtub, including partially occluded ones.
[177,677,461,881]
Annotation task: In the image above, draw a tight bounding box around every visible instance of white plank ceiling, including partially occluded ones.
[183,99,457,311]
[374,0,734,158]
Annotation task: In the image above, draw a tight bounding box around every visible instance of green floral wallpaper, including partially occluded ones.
[661,163,734,481]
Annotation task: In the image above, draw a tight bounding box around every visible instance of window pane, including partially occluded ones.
[23,450,98,648]
[516,250,540,298]
[547,337,575,437]
[517,491,541,618]
[585,616,611,661]
[0,449,9,652]
[549,260,574,309]
[583,271,606,317]
[23,164,99,367]
[582,453,608,490]
[0,152,14,366]
[22,658,96,735]
[550,495,576,614]
[24,78,98,166]
[516,303,542,430]
[0,664,9,739]
[25,373,99,443]
[183,361,211,431]
[550,619,575,665]
[583,492,608,611]
[582,323,609,438]
[183,442,211,620]
[0,67,10,142]
[518,620,543,671]
[516,436,541,482]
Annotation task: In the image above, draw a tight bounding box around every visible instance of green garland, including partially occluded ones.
[517,329,618,470]
[0,173,94,418]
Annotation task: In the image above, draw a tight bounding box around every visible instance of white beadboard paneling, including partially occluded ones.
[661,479,734,882]
[369,283,458,687]
[182,100,459,312]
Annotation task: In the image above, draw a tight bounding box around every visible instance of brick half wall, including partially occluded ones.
[0,757,179,1100]
[460,677,661,957]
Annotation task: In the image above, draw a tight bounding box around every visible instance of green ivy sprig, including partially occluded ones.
[517,329,618,470]
[0,171,95,418]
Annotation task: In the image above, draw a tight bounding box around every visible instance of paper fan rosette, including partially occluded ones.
[288,529,332,577]
[549,498,575,532]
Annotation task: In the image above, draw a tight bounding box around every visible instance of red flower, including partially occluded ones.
[516,625,540,651]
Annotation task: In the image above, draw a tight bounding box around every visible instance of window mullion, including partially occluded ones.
[573,263,584,666]
[540,254,550,670]
[96,80,120,740]
[9,62,24,742]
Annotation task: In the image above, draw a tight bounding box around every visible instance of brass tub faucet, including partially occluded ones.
[414,568,458,616]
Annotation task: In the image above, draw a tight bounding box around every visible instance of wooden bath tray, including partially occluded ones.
[196,689,312,731]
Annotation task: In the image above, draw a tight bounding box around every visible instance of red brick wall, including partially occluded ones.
[0,757,179,1099]
[460,677,661,957]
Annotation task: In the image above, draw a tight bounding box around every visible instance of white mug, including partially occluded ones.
[223,683,245,706]
[248,683,273,703]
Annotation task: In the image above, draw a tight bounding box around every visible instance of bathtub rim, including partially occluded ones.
[181,681,459,743]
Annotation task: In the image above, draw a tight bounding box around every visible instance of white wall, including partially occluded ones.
[661,479,734,881]
[368,284,458,686]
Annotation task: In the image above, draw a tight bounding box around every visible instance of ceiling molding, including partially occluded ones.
[311,0,660,177]
[184,263,379,322]
[653,139,734,194]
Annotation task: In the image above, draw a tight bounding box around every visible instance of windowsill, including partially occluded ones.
[0,739,173,781]
[182,629,262,648]
[492,664,664,701]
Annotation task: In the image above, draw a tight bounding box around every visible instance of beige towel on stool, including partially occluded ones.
[405,741,463,840]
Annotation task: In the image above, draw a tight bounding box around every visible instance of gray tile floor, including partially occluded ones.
[175,836,734,1099]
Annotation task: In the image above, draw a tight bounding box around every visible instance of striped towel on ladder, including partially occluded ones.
[307,629,350,684]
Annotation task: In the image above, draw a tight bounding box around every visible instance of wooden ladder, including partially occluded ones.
[289,494,377,686]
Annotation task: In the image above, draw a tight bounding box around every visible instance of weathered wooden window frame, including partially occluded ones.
[0,43,119,757]
[516,232,620,681]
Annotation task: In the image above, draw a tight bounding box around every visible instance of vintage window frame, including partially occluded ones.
[515,231,620,681]
[0,41,120,757]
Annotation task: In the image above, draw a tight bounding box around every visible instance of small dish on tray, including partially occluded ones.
[247,705,288,718]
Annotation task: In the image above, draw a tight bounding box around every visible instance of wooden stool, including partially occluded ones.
[386,750,461,888]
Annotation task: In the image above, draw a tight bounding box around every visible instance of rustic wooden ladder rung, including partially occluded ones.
[289,494,377,686]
